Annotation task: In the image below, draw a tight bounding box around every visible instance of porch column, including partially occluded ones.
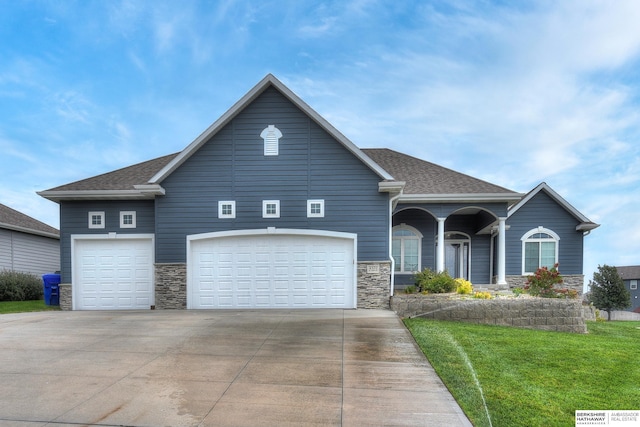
[497,217,507,285]
[436,217,446,272]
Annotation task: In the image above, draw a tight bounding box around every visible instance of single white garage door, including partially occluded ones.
[188,231,356,309]
[73,237,154,310]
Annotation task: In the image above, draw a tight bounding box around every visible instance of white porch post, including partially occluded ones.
[497,217,507,285]
[436,217,446,272]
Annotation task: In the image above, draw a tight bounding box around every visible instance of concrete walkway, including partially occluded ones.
[0,309,471,426]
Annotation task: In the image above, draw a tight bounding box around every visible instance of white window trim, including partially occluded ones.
[307,199,325,218]
[119,211,137,229]
[392,224,423,274]
[630,280,638,290]
[260,125,282,156]
[88,211,105,229]
[262,200,280,218]
[218,201,236,219]
[521,226,560,274]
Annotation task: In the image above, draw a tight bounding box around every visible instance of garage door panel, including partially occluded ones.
[189,233,354,309]
[74,238,154,310]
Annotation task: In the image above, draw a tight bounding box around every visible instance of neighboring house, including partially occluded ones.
[38,74,598,311]
[0,202,60,277]
[615,266,640,313]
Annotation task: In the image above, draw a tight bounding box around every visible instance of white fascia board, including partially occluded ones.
[576,222,600,231]
[0,222,59,239]
[149,74,394,184]
[37,188,164,202]
[378,181,405,193]
[399,193,524,203]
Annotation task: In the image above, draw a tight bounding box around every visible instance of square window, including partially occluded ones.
[88,211,105,229]
[262,200,280,218]
[307,199,325,218]
[218,201,236,219]
[120,211,136,228]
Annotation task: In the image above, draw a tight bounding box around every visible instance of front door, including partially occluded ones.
[444,236,470,280]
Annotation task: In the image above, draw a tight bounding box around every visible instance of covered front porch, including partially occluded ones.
[391,202,508,291]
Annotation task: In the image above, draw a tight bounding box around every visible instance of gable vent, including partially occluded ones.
[261,125,282,156]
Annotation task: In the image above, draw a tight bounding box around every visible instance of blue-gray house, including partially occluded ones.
[38,74,598,310]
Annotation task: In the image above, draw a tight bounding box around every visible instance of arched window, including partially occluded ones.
[392,225,422,273]
[521,227,559,274]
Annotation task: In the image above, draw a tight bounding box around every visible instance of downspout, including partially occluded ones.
[388,192,402,296]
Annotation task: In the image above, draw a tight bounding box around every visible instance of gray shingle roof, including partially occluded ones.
[44,153,179,192]
[362,148,515,195]
[0,203,59,238]
[616,266,640,280]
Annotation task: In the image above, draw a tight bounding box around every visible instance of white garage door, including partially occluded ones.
[188,231,356,309]
[73,237,154,310]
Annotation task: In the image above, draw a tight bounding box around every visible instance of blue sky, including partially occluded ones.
[2,1,640,285]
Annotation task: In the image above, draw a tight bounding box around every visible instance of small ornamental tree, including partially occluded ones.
[588,265,630,320]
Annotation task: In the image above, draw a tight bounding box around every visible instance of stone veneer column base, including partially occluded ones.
[357,261,392,309]
[155,263,187,309]
[59,283,72,311]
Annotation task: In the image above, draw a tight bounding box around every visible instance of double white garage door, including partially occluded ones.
[73,230,356,310]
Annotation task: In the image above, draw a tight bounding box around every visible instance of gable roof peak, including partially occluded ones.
[149,74,392,183]
[508,182,599,231]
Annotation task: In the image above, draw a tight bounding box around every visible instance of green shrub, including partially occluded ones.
[404,285,417,294]
[414,268,456,293]
[455,278,473,294]
[0,270,43,301]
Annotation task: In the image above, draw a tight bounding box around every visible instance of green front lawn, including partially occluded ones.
[0,300,61,314]
[405,319,640,427]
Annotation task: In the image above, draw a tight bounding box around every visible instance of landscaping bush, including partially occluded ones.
[473,291,492,299]
[0,270,43,301]
[414,268,457,293]
[455,278,473,294]
[525,264,563,297]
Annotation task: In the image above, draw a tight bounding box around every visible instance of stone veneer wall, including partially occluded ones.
[391,294,588,333]
[59,283,72,311]
[504,274,584,294]
[155,263,187,309]
[357,261,391,309]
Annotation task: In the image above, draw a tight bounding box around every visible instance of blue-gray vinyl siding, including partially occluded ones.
[155,86,389,263]
[59,200,155,283]
[505,191,584,275]
[623,280,639,312]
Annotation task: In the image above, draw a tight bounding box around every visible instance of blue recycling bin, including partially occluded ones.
[42,273,61,305]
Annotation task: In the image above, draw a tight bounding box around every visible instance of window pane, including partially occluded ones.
[524,242,539,272]
[540,242,556,269]
[403,239,419,272]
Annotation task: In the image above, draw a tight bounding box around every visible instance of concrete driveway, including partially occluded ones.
[0,309,471,427]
